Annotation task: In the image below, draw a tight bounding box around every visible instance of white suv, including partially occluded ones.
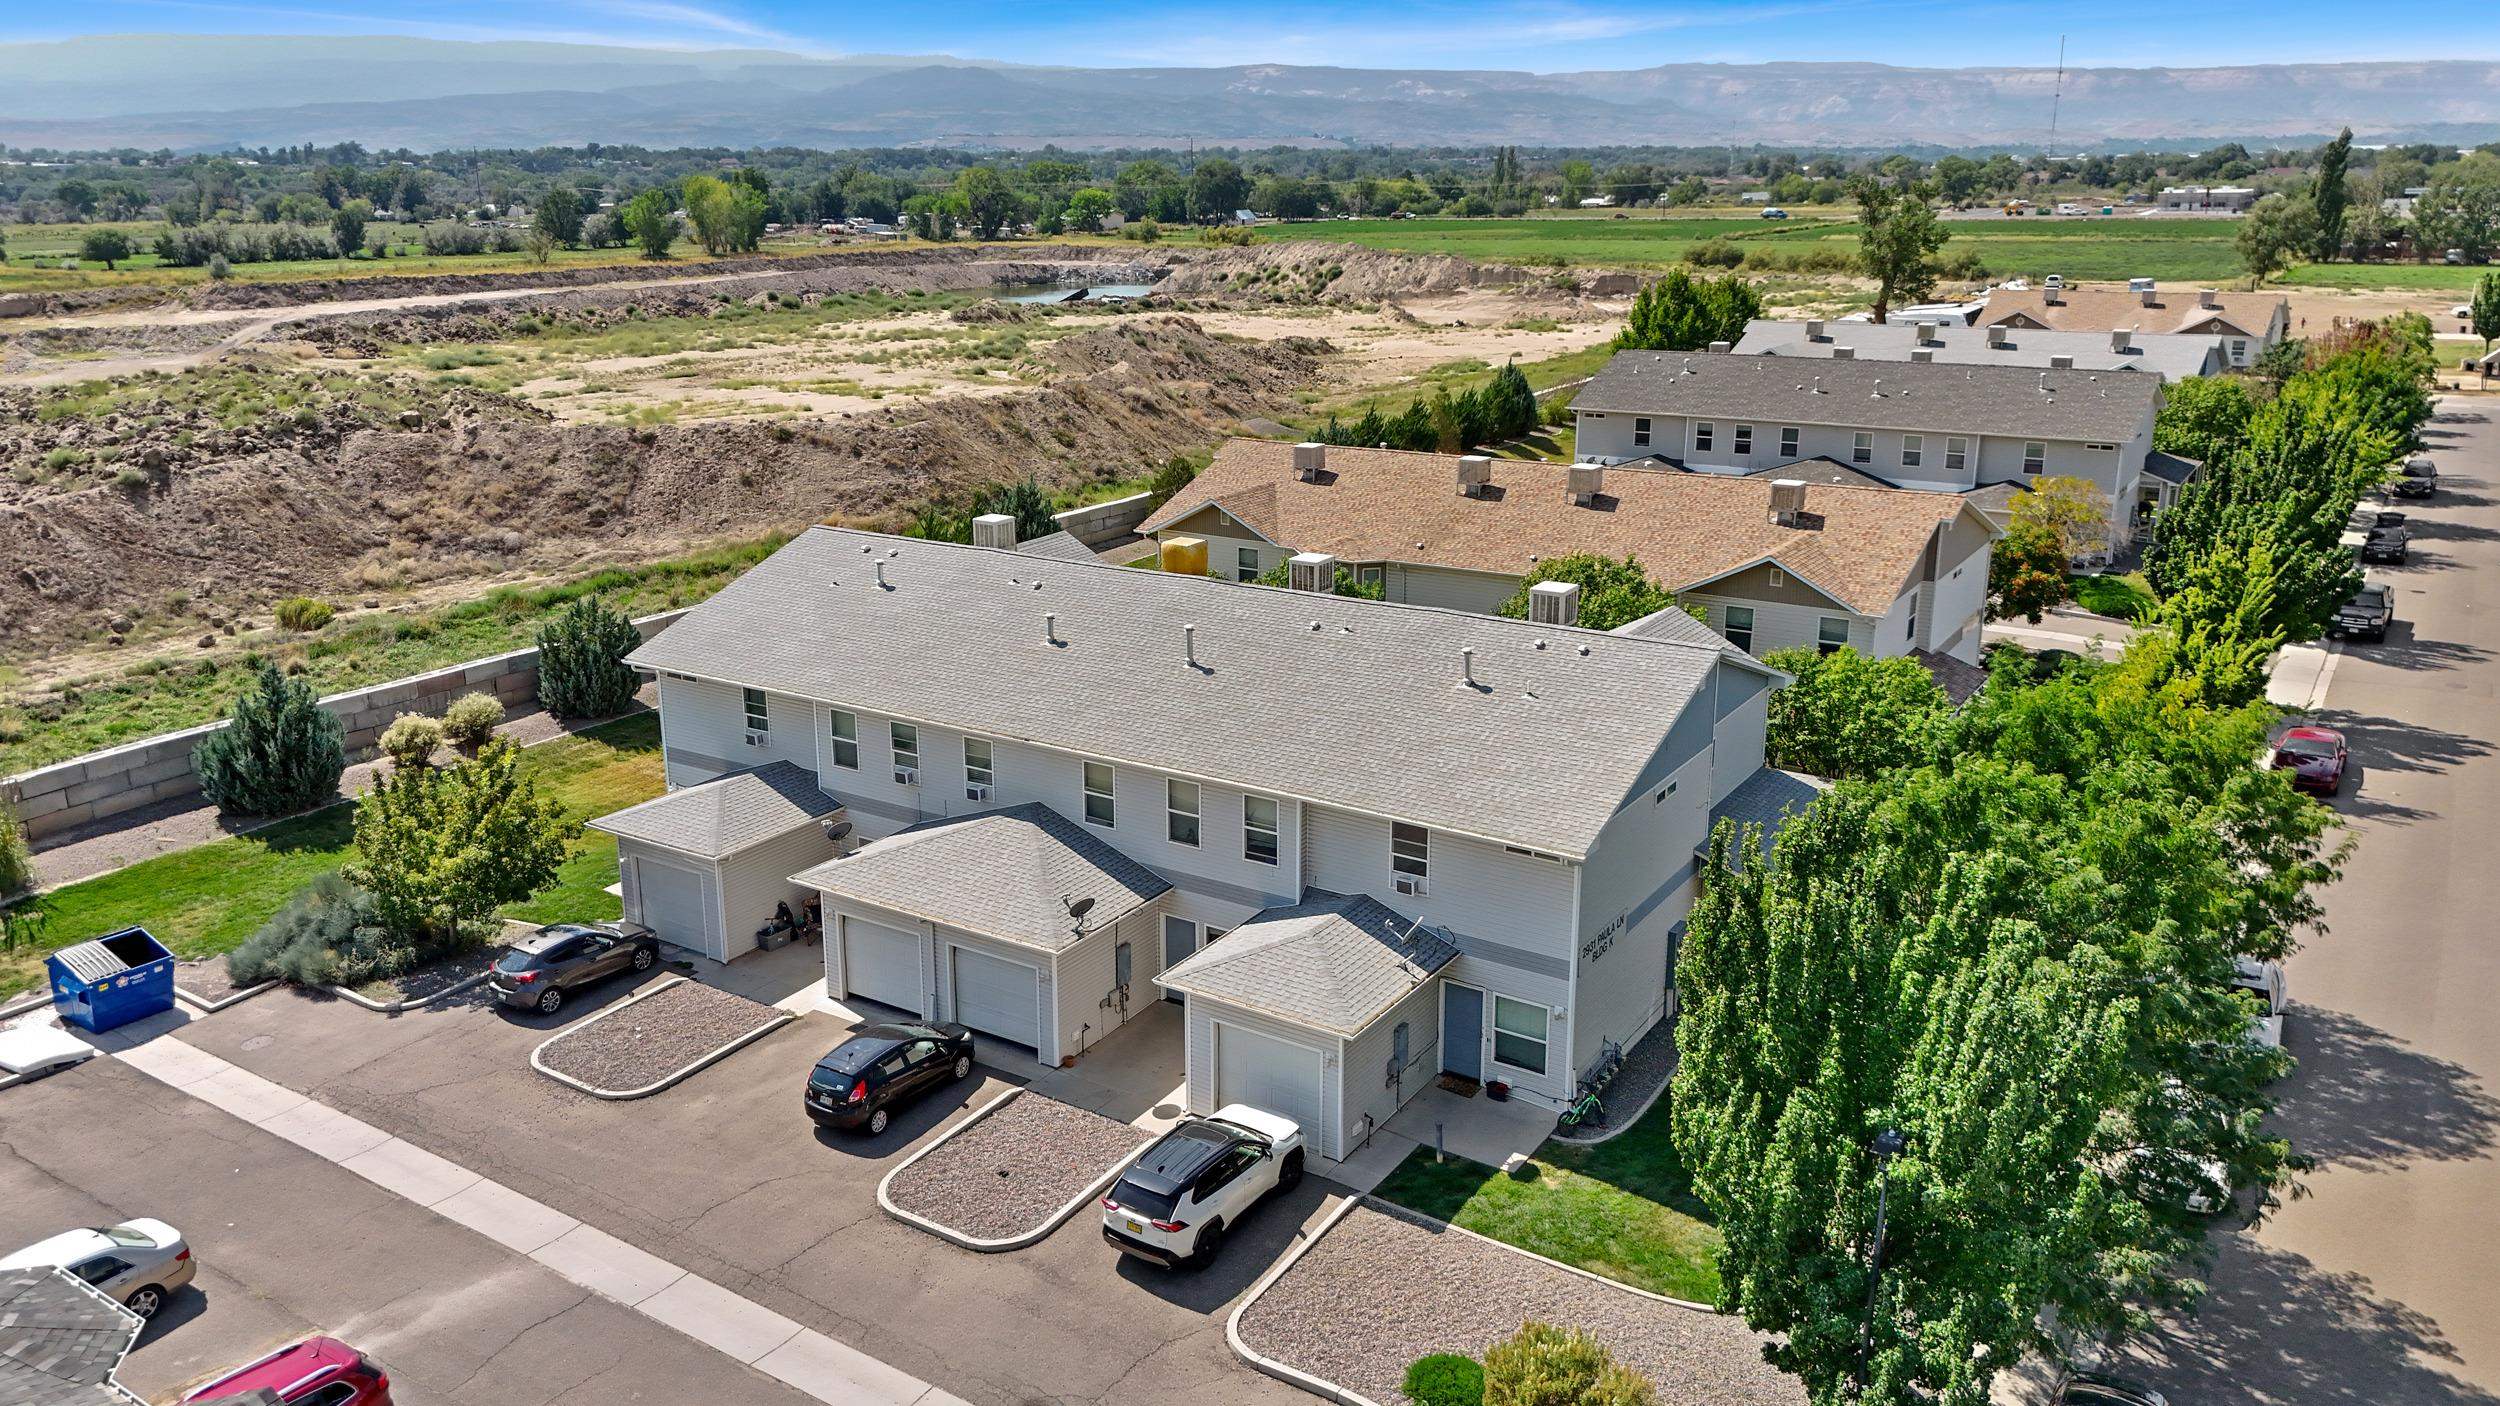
[1101,1104,1305,1268]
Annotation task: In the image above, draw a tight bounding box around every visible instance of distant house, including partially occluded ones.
[1977,283,2288,369]
[1733,317,2228,381]
[2158,185,2258,213]
[1739,191,1773,204]
[1140,438,2000,663]
[1578,195,1616,208]
[1571,350,2185,546]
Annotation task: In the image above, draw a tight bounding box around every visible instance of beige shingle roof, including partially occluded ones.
[1980,286,2284,340]
[1139,439,1986,616]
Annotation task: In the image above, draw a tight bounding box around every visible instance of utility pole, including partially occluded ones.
[2047,35,2067,159]
[1855,1127,1909,1397]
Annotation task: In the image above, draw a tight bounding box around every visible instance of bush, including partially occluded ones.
[1686,237,1745,269]
[439,691,504,748]
[1482,1322,1653,1406]
[227,874,387,987]
[1197,224,1255,247]
[535,596,644,720]
[1120,219,1161,243]
[273,596,335,632]
[1404,1354,1486,1406]
[193,662,347,817]
[0,797,31,899]
[378,713,445,770]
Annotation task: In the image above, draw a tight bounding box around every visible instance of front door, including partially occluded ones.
[1442,983,1484,1082]
[1163,916,1195,1005]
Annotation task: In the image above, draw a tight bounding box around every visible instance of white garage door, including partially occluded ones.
[950,945,1041,1051]
[635,858,713,958]
[1215,1022,1326,1142]
[843,917,923,1014]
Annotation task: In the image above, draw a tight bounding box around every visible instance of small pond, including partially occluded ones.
[994,282,1159,304]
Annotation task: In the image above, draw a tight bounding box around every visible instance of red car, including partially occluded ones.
[183,1337,393,1406]
[2271,726,2348,795]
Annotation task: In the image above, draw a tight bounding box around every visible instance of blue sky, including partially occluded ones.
[12,0,2491,70]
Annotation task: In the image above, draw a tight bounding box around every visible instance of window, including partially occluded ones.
[1244,794,1280,865]
[890,721,919,771]
[1393,1021,1412,1073]
[1236,546,1259,582]
[1391,821,1429,893]
[1779,426,1800,458]
[71,1257,128,1287]
[1945,437,1968,473]
[2085,442,2118,453]
[1901,433,1923,468]
[1632,416,1651,448]
[1768,566,1785,587]
[742,688,769,734]
[2022,441,2047,473]
[963,737,992,796]
[2230,338,2248,361]
[1907,605,1918,642]
[827,709,858,769]
[1492,995,1549,1075]
[1851,431,1874,465]
[1722,605,1755,653]
[1083,761,1116,827]
[1358,565,1385,589]
[1693,422,1715,453]
[296,1386,360,1406]
[1166,778,1200,846]
[1817,617,1851,656]
[1733,424,1753,455]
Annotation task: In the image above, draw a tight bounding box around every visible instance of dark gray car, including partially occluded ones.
[487,922,658,1014]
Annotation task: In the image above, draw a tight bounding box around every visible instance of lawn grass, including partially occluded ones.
[1370,1099,1723,1302]
[1261,216,1823,267]
[2071,570,2157,621]
[0,712,664,1000]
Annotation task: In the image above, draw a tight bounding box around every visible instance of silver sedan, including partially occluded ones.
[1,1218,196,1319]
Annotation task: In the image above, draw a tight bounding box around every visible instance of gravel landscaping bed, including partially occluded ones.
[1553,1013,1676,1143]
[532,978,790,1097]
[343,952,491,1010]
[173,958,267,1009]
[883,1091,1148,1246]
[1236,1200,1798,1406]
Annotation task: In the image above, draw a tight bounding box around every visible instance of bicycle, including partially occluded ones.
[1558,1038,1626,1132]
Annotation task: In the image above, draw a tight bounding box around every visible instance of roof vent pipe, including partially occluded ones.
[873,559,890,589]
[1183,624,1197,667]
[1044,611,1059,646]
[970,513,1017,549]
[1461,646,1477,688]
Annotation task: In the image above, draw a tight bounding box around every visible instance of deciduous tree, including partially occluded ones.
[621,188,677,259]
[348,740,568,943]
[1760,646,1950,779]
[2236,192,2318,286]
[1849,176,1947,323]
[1987,519,2070,623]
[1495,554,1691,632]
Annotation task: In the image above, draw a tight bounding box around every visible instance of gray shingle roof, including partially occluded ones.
[633,528,1739,858]
[791,802,1169,953]
[1706,768,1830,868]
[1013,530,1110,564]
[1577,350,2160,444]
[1156,889,1456,1036]
[1609,604,1735,651]
[2143,450,2202,486]
[0,1270,143,1406]
[589,761,839,860]
[1912,648,1991,706]
[1731,319,2224,381]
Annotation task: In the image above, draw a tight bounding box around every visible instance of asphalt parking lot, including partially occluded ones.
[134,974,1327,1405]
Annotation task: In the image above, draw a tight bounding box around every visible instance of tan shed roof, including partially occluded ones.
[1139,439,1989,617]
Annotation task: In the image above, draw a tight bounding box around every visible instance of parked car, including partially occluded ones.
[485,921,657,1014]
[0,1219,193,1319]
[2361,523,2410,564]
[804,1022,975,1135]
[2232,956,2289,1049]
[2394,456,2438,498]
[2328,583,2393,642]
[1101,1104,1305,1268]
[184,1337,394,1405]
[2271,725,2349,795]
[2058,1371,2169,1406]
[1758,206,1790,219]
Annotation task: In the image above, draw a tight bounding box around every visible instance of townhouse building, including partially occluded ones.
[594,526,1787,1161]
[1140,438,1999,663]
[1976,283,2288,368]
[1731,317,2227,381]
[1571,350,2183,546]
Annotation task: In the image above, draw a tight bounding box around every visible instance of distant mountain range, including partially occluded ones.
[4,36,2499,153]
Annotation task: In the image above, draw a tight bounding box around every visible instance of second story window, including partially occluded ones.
[1083,761,1116,828]
[963,737,993,797]
[743,688,769,735]
[1817,617,1850,656]
[827,709,859,769]
[890,721,919,775]
[1901,434,1923,468]
[1693,422,1715,454]
[1945,437,1968,473]
[1851,431,1873,465]
[1391,822,1429,895]
[1723,605,1756,653]
[2023,441,2047,474]
[1779,426,1800,458]
[1633,416,1651,448]
[1166,778,1200,846]
[1244,795,1280,865]
[1733,424,1753,456]
[1236,547,1259,582]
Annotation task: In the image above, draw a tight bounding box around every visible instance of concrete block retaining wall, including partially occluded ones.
[4,610,684,844]
[1051,491,1156,548]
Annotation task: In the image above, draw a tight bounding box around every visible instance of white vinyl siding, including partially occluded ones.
[1340,977,1444,1153]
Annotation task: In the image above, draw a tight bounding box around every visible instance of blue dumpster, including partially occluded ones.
[47,927,177,1034]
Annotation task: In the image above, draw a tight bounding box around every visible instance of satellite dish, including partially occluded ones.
[1065,896,1097,923]
[823,819,854,842]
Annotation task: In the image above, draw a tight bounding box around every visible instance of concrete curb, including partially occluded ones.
[875,1086,1148,1253]
[0,991,51,1023]
[177,977,281,1014]
[330,969,491,1014]
[529,976,795,1100]
[1223,1193,1379,1406]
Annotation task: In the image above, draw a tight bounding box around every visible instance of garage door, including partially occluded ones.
[843,917,923,1014]
[1215,1022,1326,1141]
[635,859,713,958]
[949,945,1041,1051]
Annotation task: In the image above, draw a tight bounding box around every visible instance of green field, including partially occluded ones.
[1262,215,1823,266]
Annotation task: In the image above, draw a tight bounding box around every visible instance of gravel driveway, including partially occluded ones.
[533,979,790,1096]
[884,1091,1148,1245]
[1237,1200,1800,1406]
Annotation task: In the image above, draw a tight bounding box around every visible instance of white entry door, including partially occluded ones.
[949,945,1042,1051]
[635,858,713,958]
[1215,1021,1326,1141]
[843,916,924,1014]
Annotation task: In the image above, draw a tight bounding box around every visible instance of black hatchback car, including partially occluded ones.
[805,1023,976,1135]
[486,921,658,1013]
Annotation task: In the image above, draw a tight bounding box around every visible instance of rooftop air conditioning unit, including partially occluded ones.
[2197,288,2220,308]
[1395,874,1429,897]
[743,730,768,748]
[970,513,1017,549]
[2128,277,2155,293]
[2111,329,2134,353]
[893,766,920,786]
[2049,354,2074,370]
[1831,345,1856,360]
[1292,441,1327,482]
[1804,319,1826,341]
[1769,477,1808,525]
[1985,325,2008,348]
[1708,340,1732,353]
[1529,580,1581,627]
[1288,551,1339,592]
[1567,462,1603,506]
[2139,288,2159,307]
[965,782,992,802]
[1910,348,1935,362]
[1456,455,1494,498]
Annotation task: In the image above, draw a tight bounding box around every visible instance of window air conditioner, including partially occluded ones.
[893,766,919,786]
[743,730,768,747]
[966,783,993,802]
[1395,875,1428,897]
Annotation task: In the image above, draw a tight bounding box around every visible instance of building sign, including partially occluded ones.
[1581,912,1627,965]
